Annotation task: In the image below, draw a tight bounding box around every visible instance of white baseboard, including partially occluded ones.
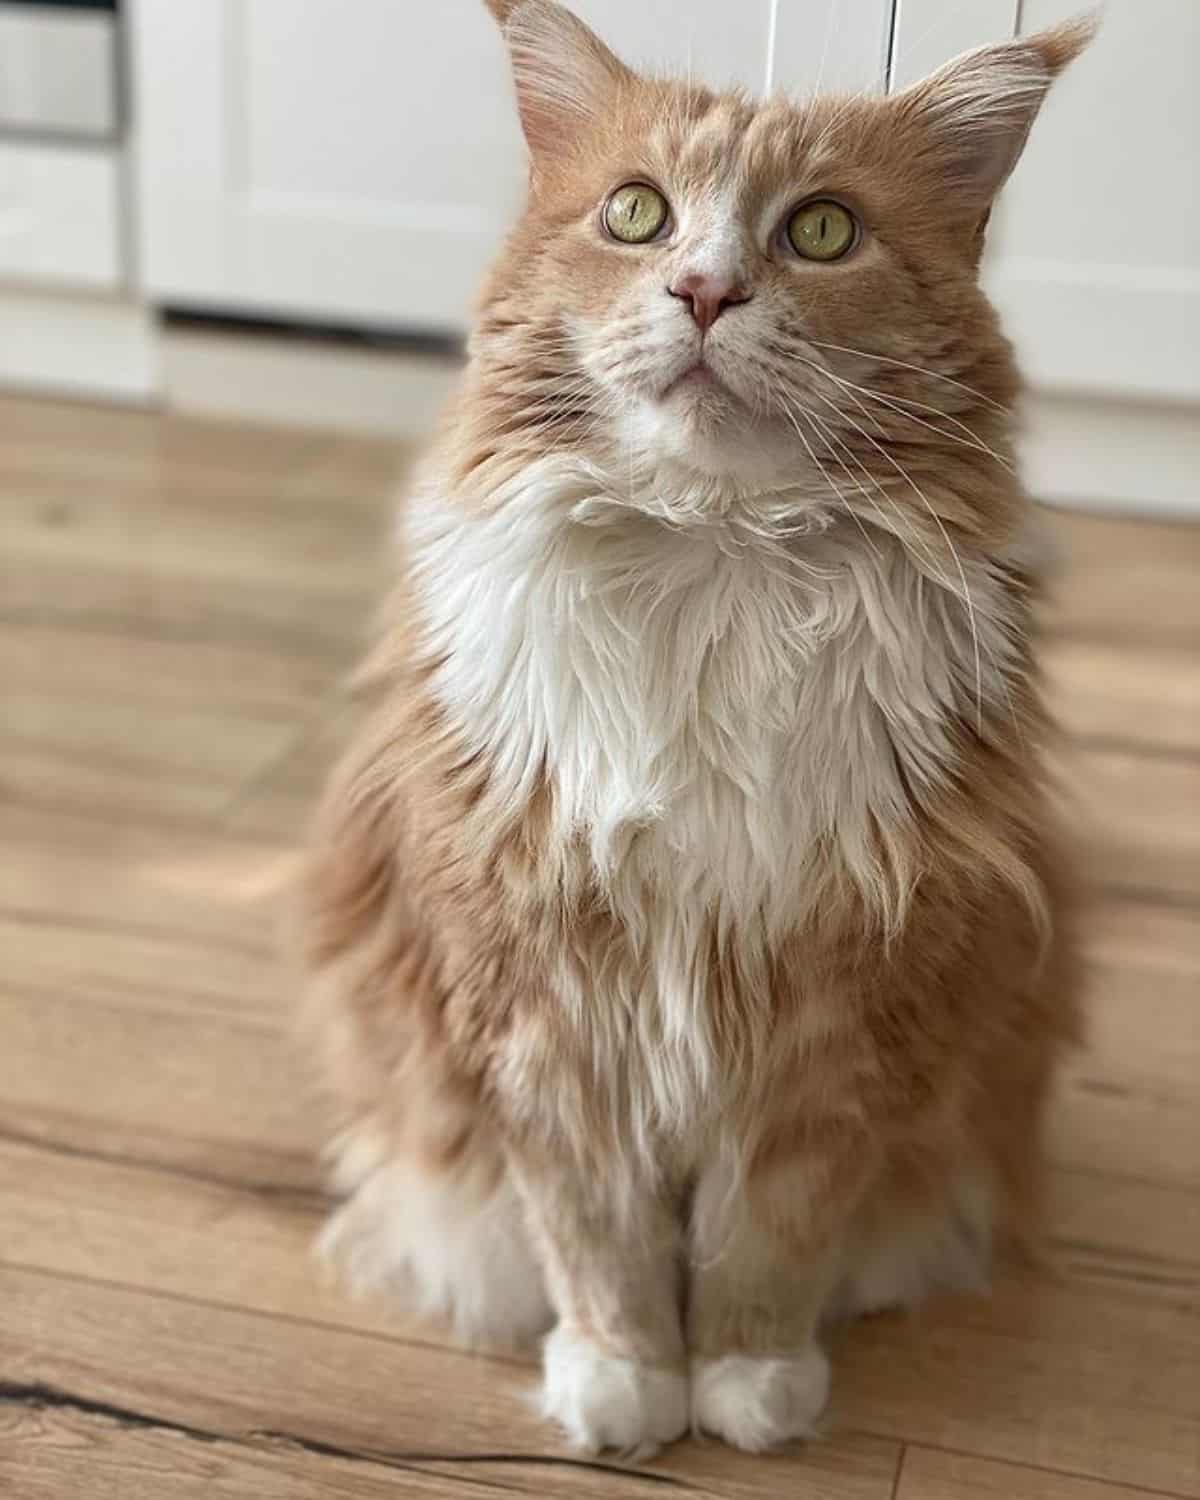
[161,325,463,441]
[0,287,160,402]
[1022,392,1200,518]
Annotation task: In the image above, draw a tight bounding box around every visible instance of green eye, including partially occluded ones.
[787,200,857,261]
[604,183,670,244]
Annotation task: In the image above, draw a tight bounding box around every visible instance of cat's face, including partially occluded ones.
[530,85,985,482]
[476,2,1088,495]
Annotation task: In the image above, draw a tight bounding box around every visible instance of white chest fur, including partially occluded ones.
[408,459,1015,944]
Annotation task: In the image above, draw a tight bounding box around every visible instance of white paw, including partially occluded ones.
[541,1326,689,1456]
[692,1348,830,1451]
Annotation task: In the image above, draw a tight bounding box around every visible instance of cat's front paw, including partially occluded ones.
[692,1347,830,1451]
[541,1325,689,1456]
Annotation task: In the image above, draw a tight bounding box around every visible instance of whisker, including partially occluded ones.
[799,384,985,732]
[807,339,1009,413]
[810,365,1015,471]
[778,396,881,559]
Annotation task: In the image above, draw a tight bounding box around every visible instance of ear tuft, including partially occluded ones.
[493,1,632,156]
[1026,12,1099,74]
[895,12,1096,207]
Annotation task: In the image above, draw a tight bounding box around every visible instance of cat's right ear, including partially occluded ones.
[486,1,633,157]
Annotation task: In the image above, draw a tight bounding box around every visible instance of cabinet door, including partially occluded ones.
[985,0,1199,402]
[133,0,777,332]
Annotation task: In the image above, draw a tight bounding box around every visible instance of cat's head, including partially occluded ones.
[473,1,1091,504]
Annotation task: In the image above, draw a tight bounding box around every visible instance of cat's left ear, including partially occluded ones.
[893,15,1096,209]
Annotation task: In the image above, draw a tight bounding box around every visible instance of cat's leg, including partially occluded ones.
[508,1150,690,1456]
[687,1142,870,1452]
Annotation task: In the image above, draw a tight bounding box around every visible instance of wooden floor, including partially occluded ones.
[1,392,1197,1500]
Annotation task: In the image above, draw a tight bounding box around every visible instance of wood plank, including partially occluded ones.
[0,393,331,478]
[0,393,408,497]
[1082,954,1199,1101]
[1043,509,1200,647]
[0,410,394,664]
[1048,1069,1200,1193]
[0,419,394,592]
[0,1403,537,1500]
[1,684,299,823]
[0,914,282,1026]
[0,1140,388,1347]
[1046,1169,1200,1300]
[224,714,355,839]
[0,1266,900,1500]
[837,1273,1200,1497]
[1042,635,1200,754]
[1047,899,1200,1192]
[0,620,339,721]
[0,804,294,939]
[286,431,411,511]
[0,477,391,618]
[1058,745,1200,903]
[0,554,372,666]
[0,989,317,1190]
[1083,897,1200,975]
[896,1446,1174,1500]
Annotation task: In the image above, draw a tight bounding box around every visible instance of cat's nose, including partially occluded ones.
[667,272,752,333]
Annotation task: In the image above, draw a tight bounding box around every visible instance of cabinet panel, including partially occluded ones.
[573,0,774,92]
[0,141,121,289]
[888,0,1016,90]
[134,0,522,330]
[772,0,894,97]
[0,6,118,139]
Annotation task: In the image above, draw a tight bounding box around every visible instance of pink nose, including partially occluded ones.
[668,271,752,333]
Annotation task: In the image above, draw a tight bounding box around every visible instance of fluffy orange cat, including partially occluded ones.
[301,0,1091,1456]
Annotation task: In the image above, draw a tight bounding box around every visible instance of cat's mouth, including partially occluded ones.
[661,359,727,401]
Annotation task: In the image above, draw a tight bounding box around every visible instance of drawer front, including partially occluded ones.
[0,140,122,287]
[0,4,118,139]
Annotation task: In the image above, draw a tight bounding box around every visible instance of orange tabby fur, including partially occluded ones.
[300,1,1091,1455]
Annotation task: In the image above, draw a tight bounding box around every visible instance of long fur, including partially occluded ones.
[299,2,1092,1456]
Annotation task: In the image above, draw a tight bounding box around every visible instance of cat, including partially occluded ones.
[299,0,1092,1457]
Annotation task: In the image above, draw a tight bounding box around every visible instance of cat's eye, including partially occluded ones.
[787,200,857,262]
[604,183,670,245]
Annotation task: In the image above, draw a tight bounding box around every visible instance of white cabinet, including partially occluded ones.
[132,0,900,331]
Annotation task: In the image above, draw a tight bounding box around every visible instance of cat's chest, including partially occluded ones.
[526,549,918,926]
[414,492,979,926]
